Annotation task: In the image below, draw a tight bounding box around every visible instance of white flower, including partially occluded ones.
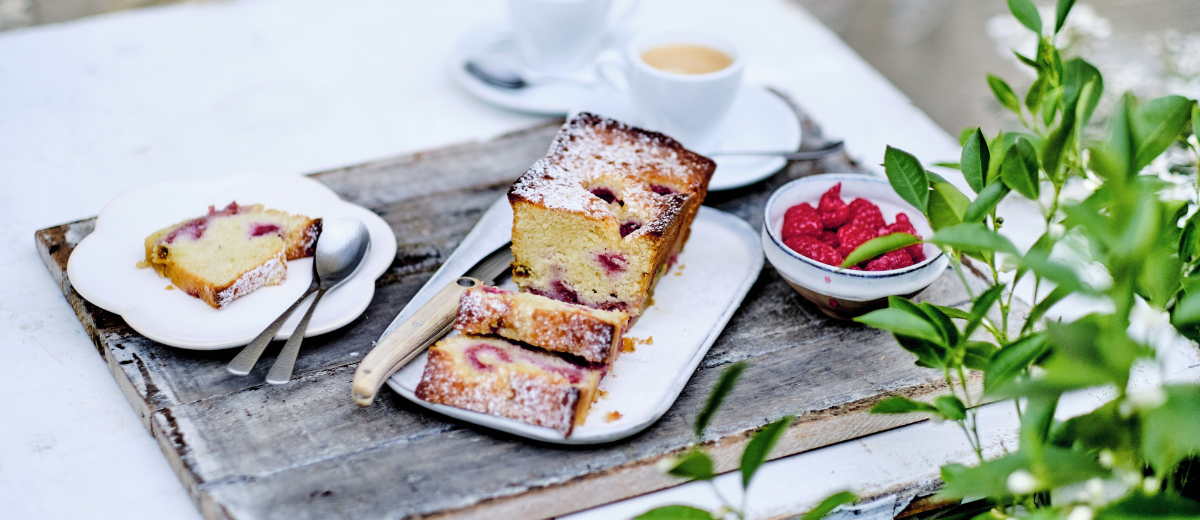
[1127,387,1168,412]
[1144,476,1161,495]
[1098,450,1115,468]
[1067,506,1095,520]
[1007,469,1040,494]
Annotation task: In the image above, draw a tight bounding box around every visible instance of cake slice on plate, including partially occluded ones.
[140,202,321,309]
[507,113,715,321]
[415,335,602,435]
[455,285,628,365]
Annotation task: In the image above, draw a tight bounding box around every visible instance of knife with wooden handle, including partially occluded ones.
[352,242,514,406]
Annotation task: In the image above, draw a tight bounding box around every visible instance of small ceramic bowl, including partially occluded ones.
[763,173,949,319]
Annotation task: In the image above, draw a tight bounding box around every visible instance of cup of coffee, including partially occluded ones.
[597,27,743,151]
[507,0,637,73]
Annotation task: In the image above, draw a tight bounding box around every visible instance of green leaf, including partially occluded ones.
[934,305,972,320]
[1131,95,1194,172]
[987,74,1023,116]
[927,182,971,230]
[1020,247,1093,295]
[963,181,1010,223]
[667,449,715,481]
[1040,122,1072,180]
[896,335,951,370]
[1055,0,1076,33]
[802,491,857,520]
[930,223,1019,255]
[1041,87,1060,127]
[963,341,999,370]
[1098,493,1200,520]
[918,302,960,348]
[1026,284,1070,328]
[934,395,967,421]
[960,128,989,193]
[958,127,976,145]
[841,233,921,268]
[694,362,745,437]
[740,415,794,488]
[1172,290,1200,327]
[884,146,930,213]
[1007,0,1043,34]
[636,505,716,520]
[1019,392,1059,450]
[1000,137,1040,199]
[1193,103,1200,138]
[933,162,961,169]
[1025,75,1046,113]
[872,396,938,414]
[854,308,943,344]
[1014,51,1041,71]
[1091,93,1137,181]
[963,284,1004,342]
[984,333,1048,394]
[1141,386,1200,474]
[937,447,1107,500]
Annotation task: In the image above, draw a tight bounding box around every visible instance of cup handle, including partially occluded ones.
[594,50,630,92]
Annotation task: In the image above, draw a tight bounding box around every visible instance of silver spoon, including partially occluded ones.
[710,140,845,160]
[464,58,595,90]
[226,218,371,382]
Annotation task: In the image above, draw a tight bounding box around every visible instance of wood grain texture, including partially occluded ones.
[35,99,986,520]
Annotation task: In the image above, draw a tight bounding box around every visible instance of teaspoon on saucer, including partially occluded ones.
[226,218,371,383]
[465,57,596,90]
[710,140,844,161]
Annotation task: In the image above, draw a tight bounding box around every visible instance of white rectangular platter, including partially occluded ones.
[385,196,764,444]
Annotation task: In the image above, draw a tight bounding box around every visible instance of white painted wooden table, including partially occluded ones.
[4,1,1197,519]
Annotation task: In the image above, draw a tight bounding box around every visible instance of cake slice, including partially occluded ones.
[415,336,602,435]
[140,202,321,309]
[455,286,629,365]
[508,113,714,321]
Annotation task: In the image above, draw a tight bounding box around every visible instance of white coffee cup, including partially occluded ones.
[507,0,636,73]
[597,27,743,152]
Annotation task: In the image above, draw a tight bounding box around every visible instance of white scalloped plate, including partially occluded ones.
[66,174,397,350]
[386,198,763,444]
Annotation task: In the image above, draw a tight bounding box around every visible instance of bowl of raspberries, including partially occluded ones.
[762,173,949,319]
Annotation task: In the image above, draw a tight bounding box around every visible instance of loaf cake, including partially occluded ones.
[415,336,602,435]
[455,285,629,365]
[508,113,715,320]
[140,202,321,309]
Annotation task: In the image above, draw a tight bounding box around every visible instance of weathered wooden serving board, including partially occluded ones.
[36,100,977,520]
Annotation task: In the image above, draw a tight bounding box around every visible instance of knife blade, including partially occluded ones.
[351,241,513,406]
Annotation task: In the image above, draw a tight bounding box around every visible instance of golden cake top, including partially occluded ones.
[508,113,715,239]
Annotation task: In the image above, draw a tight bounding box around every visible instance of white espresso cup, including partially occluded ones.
[597,27,743,152]
[507,0,636,73]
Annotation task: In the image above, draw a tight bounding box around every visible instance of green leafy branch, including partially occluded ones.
[637,362,856,520]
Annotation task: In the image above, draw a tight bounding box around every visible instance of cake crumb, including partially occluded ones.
[165,285,175,290]
[598,389,609,400]
[646,296,656,307]
[674,264,686,276]
[642,336,654,346]
[605,411,623,422]
[621,337,637,353]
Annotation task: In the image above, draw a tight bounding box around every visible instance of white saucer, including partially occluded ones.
[66,174,397,350]
[449,22,616,115]
[570,84,803,191]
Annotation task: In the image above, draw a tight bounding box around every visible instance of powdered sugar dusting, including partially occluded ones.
[510,159,611,219]
[214,251,286,309]
[454,286,624,364]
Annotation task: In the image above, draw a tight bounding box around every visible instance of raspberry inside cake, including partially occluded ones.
[508,113,715,319]
[455,286,629,365]
[415,336,601,435]
[140,202,321,309]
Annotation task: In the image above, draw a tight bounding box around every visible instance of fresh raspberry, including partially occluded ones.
[817,230,840,249]
[818,183,851,229]
[865,250,915,271]
[848,197,879,218]
[836,224,878,258]
[784,236,845,266]
[849,203,885,231]
[781,203,822,240]
[881,213,925,263]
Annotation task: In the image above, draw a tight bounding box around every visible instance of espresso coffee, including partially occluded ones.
[641,44,734,75]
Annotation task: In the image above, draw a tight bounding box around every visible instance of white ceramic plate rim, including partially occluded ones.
[65,174,397,350]
[386,206,763,445]
[763,173,945,277]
